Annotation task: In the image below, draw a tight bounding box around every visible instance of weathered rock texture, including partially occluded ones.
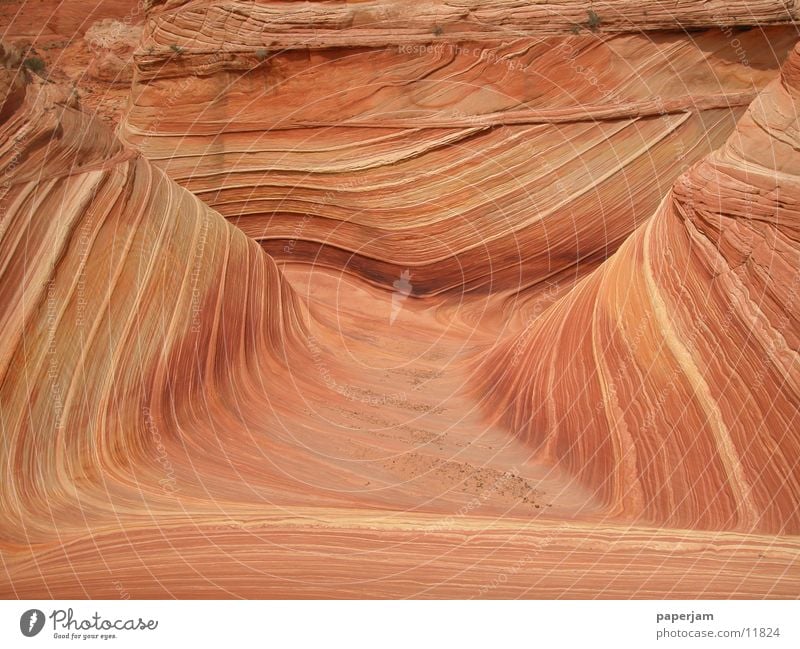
[0,60,596,598]
[478,42,800,536]
[1,2,799,599]
[143,1,800,44]
[0,1,147,126]
[121,2,799,293]
[0,64,318,560]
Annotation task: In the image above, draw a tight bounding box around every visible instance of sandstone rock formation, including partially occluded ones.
[0,58,589,597]
[84,19,143,84]
[0,63,314,554]
[0,0,147,126]
[0,0,137,40]
[121,3,798,294]
[478,42,800,536]
[143,1,800,44]
[1,2,799,599]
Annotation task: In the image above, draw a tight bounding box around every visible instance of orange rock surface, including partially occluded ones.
[478,43,800,535]
[0,2,799,599]
[121,10,798,294]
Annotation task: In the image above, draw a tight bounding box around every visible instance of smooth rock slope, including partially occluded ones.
[478,42,800,535]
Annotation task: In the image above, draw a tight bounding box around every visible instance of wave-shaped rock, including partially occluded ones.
[0,65,311,547]
[121,2,798,294]
[477,42,800,535]
[2,4,800,599]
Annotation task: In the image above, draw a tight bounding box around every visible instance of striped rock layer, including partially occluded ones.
[145,1,800,45]
[0,65,318,549]
[478,43,800,535]
[0,3,799,598]
[0,61,607,598]
[121,1,798,294]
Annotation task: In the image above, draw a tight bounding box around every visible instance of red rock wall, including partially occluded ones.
[121,1,798,293]
[476,44,800,534]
